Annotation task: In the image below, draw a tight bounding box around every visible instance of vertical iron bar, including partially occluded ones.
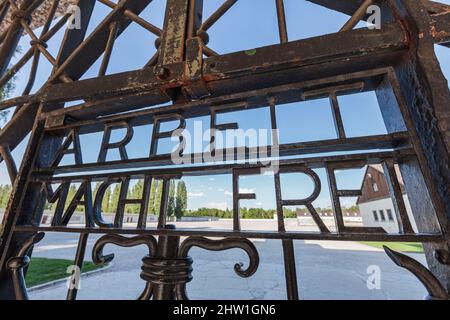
[326,165,346,233]
[156,0,190,67]
[271,96,299,300]
[273,173,286,232]
[275,0,288,43]
[232,171,241,231]
[187,0,203,39]
[157,179,170,229]
[269,98,286,231]
[382,159,414,234]
[329,93,346,139]
[98,21,119,77]
[115,177,130,228]
[282,239,299,300]
[137,175,153,229]
[152,225,180,300]
[66,233,89,300]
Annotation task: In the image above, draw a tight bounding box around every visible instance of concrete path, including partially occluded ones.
[29,230,427,300]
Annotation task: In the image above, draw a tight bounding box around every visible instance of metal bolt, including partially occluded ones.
[154,66,170,80]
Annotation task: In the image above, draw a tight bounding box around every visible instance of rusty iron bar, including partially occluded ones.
[66,233,89,300]
[97,0,162,36]
[98,21,119,76]
[22,0,61,95]
[340,0,375,32]
[275,0,288,43]
[0,145,17,183]
[199,0,238,32]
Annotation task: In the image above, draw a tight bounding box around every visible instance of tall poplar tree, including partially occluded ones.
[167,180,176,217]
[110,184,121,213]
[175,181,187,219]
[148,180,157,215]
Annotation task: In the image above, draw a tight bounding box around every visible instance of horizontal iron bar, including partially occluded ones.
[37,134,412,176]
[41,22,407,111]
[33,149,415,182]
[13,225,443,242]
[42,68,391,129]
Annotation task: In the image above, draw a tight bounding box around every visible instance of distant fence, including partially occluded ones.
[0,210,362,227]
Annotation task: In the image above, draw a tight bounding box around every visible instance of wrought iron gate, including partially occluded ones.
[0,0,449,300]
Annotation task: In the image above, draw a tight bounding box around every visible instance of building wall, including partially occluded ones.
[359,195,418,233]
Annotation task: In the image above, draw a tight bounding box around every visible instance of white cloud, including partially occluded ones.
[256,202,263,207]
[224,190,233,196]
[239,188,255,194]
[218,188,224,192]
[209,178,215,181]
[206,202,229,211]
[187,192,204,198]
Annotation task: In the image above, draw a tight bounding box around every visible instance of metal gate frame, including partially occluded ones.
[0,0,449,300]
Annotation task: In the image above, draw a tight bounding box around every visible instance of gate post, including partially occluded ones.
[379,0,450,291]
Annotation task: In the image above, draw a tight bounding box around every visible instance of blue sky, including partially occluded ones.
[1,0,449,212]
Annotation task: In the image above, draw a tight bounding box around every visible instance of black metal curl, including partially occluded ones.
[17,232,45,257]
[179,236,260,277]
[175,237,260,300]
[384,246,449,300]
[91,234,158,300]
[92,234,157,265]
[6,232,45,300]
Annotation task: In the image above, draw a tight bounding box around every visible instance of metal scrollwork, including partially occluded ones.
[92,234,158,300]
[384,246,450,300]
[6,232,45,300]
[176,237,260,300]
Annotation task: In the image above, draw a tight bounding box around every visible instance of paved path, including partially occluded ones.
[29,225,427,300]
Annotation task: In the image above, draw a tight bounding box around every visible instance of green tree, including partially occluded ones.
[110,184,121,213]
[93,182,101,198]
[167,180,176,217]
[175,181,187,219]
[66,185,77,210]
[148,180,157,215]
[0,76,14,123]
[130,180,144,214]
[154,181,163,216]
[0,185,11,208]
[0,185,4,208]
[102,186,112,213]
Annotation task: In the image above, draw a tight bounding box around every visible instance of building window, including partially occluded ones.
[372,182,379,192]
[379,210,386,222]
[373,211,379,222]
[387,209,394,221]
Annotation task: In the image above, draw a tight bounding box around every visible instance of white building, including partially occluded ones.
[357,165,418,233]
